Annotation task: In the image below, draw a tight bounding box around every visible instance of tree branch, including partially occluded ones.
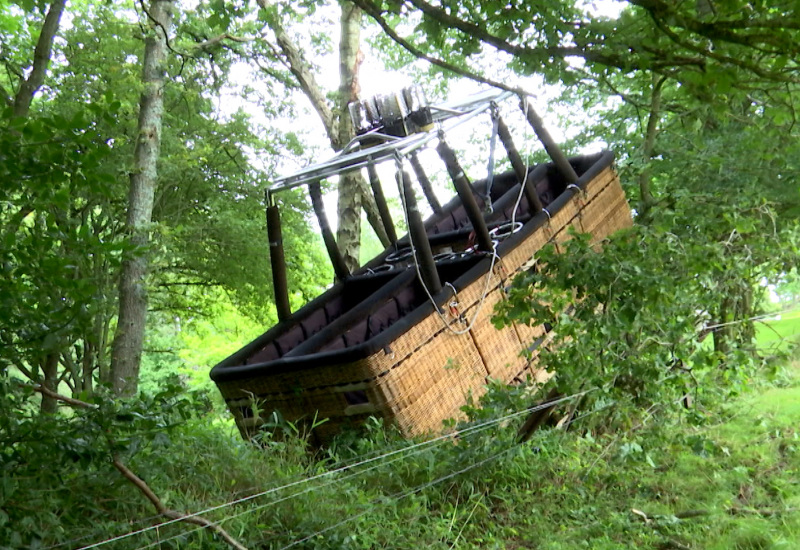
[351,0,531,96]
[13,0,67,118]
[27,384,249,550]
[192,33,252,52]
[630,0,800,52]
[256,0,336,143]
[638,1,800,83]
[404,0,649,70]
[0,81,12,107]
[138,0,180,60]
[112,458,249,550]
[32,383,97,409]
[637,74,667,213]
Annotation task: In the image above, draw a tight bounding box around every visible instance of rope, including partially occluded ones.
[510,95,532,232]
[483,103,500,213]
[123,391,593,550]
[39,515,164,550]
[276,446,520,550]
[394,150,500,336]
[395,152,443,316]
[703,307,798,331]
[272,395,608,550]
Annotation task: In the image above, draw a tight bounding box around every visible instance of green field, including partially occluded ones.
[757,308,800,352]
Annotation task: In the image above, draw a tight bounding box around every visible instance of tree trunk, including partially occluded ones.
[736,283,755,345]
[13,0,67,118]
[356,177,391,248]
[40,353,60,414]
[713,296,733,356]
[82,340,94,395]
[258,1,390,270]
[637,74,666,217]
[335,2,363,271]
[337,173,363,270]
[110,0,174,397]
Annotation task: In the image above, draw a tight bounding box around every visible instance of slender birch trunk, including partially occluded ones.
[258,0,390,274]
[335,2,364,271]
[110,0,174,396]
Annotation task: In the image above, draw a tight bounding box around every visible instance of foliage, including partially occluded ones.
[2,0,800,547]
[496,208,798,415]
[0,0,331,398]
[356,0,800,94]
[2,354,799,549]
[0,377,211,548]
[0,106,125,386]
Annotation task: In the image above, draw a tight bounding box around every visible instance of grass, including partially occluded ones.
[756,308,800,353]
[9,315,800,550]
[116,367,800,549]
[464,363,800,549]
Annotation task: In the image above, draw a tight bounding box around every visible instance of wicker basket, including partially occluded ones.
[211,154,631,443]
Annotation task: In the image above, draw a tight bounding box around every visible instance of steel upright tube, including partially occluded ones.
[520,98,579,184]
[266,197,292,322]
[308,181,350,281]
[366,163,398,243]
[496,115,543,214]
[399,170,441,295]
[409,152,443,214]
[435,139,494,252]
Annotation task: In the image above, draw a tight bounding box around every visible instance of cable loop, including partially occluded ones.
[565,183,587,214]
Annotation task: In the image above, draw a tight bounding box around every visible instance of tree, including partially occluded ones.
[110,0,176,396]
[352,0,800,347]
[0,0,99,412]
[1,0,332,402]
[253,0,391,272]
[10,0,66,118]
[352,0,799,91]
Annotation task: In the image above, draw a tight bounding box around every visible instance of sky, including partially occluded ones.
[219,0,627,237]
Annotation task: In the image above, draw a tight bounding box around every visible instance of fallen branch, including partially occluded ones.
[728,506,799,517]
[27,384,250,550]
[112,457,249,550]
[636,506,799,522]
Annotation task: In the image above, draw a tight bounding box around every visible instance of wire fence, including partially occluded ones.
[64,306,800,550]
[74,391,592,550]
[129,396,609,550]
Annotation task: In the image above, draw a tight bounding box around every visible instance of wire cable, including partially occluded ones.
[703,306,799,331]
[75,391,590,550]
[271,399,610,550]
[510,95,532,232]
[276,445,520,550]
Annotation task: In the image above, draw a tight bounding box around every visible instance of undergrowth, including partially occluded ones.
[2,354,799,550]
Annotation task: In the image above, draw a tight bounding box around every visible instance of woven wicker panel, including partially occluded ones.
[466,287,526,382]
[360,302,453,379]
[513,320,547,354]
[501,225,550,274]
[377,327,487,436]
[582,168,618,203]
[580,176,632,245]
[550,199,584,253]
